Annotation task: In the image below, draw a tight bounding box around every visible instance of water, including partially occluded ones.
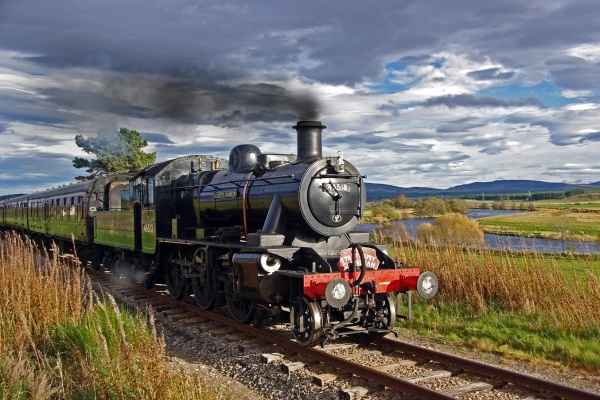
[358,209,600,254]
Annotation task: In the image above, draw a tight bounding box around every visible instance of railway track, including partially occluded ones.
[88,266,600,400]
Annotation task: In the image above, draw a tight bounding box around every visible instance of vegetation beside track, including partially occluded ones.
[388,241,600,370]
[0,233,232,400]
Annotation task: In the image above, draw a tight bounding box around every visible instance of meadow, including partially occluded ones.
[0,232,234,400]
[479,209,600,241]
[387,239,600,370]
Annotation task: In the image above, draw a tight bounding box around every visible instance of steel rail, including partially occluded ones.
[381,337,600,400]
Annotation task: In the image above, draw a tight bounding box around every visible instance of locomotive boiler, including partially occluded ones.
[0,120,439,346]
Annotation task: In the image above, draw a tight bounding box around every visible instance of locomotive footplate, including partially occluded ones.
[302,268,421,300]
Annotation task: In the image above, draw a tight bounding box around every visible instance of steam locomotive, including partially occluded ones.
[0,121,438,345]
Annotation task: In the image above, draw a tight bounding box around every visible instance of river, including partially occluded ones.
[358,209,600,254]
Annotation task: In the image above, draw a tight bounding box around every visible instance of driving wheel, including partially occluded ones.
[190,248,215,310]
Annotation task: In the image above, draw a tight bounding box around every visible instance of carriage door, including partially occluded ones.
[134,202,142,252]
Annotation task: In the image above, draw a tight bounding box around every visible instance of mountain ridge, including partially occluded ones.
[366,179,597,201]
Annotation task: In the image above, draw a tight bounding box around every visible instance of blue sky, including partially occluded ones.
[1,0,600,194]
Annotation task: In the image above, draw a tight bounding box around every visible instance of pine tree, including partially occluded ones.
[72,128,156,179]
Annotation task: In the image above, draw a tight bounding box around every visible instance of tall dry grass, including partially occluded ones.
[390,240,600,331]
[0,232,227,400]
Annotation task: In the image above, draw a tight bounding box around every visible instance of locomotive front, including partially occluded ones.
[187,120,438,345]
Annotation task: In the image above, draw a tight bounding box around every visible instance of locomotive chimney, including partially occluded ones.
[293,120,325,161]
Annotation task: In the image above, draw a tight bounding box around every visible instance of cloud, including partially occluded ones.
[2,0,600,191]
[423,94,541,108]
[561,89,593,98]
[565,43,600,62]
[141,132,175,144]
[467,67,515,81]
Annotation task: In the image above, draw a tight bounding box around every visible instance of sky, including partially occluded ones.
[1,0,600,195]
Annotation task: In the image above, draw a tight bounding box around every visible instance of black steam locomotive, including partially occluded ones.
[0,121,438,345]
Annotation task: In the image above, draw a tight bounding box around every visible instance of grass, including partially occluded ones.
[0,232,234,400]
[401,303,600,370]
[388,241,600,370]
[479,209,600,241]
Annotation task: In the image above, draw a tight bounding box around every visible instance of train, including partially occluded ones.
[0,120,438,345]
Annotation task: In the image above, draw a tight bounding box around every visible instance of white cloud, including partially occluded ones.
[566,43,600,62]
[561,89,593,99]
[564,103,600,111]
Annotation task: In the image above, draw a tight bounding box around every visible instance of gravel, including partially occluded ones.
[161,320,343,400]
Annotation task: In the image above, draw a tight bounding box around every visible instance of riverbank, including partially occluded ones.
[479,209,600,242]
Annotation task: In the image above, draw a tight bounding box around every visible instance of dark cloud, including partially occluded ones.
[151,142,231,158]
[0,121,6,134]
[0,0,581,85]
[424,94,542,108]
[467,67,515,81]
[0,91,76,127]
[255,129,295,144]
[579,131,600,143]
[436,118,487,133]
[141,132,175,144]
[551,64,600,91]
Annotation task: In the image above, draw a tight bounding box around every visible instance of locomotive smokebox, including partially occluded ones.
[293,120,326,161]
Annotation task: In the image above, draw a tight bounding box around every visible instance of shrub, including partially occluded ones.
[416,213,484,247]
[414,197,448,217]
[391,195,413,209]
[364,202,404,224]
[447,198,468,214]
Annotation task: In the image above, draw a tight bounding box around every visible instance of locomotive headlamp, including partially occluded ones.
[259,254,282,274]
[325,278,352,309]
[416,271,439,300]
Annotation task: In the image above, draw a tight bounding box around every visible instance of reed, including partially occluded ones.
[0,232,228,399]
[391,240,600,332]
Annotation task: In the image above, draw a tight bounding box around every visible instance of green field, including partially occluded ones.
[535,200,600,210]
[479,210,600,241]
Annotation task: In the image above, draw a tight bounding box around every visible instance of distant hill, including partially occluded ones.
[446,180,577,194]
[0,194,24,202]
[366,179,594,201]
[365,183,442,201]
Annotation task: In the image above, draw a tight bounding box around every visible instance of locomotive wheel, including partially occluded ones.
[166,264,187,299]
[367,293,397,340]
[226,295,255,323]
[190,249,215,310]
[292,301,322,346]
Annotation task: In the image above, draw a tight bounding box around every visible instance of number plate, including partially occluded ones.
[338,247,380,271]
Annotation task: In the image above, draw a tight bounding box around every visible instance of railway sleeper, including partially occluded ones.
[339,386,369,400]
[442,381,493,397]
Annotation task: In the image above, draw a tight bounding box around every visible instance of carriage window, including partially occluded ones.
[146,178,155,206]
